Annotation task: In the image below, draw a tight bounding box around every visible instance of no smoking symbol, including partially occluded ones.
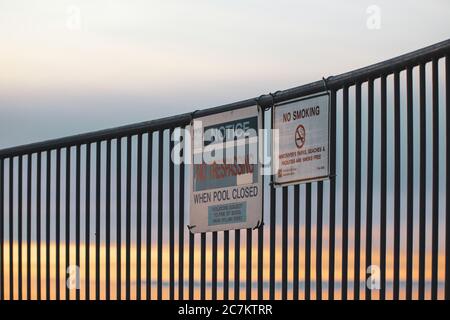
[295,124,306,149]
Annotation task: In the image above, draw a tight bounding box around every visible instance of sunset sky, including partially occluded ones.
[0,0,449,301]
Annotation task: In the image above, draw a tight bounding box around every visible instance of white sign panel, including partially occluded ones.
[273,93,330,185]
[189,106,262,233]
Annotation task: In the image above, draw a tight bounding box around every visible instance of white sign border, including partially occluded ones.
[271,91,332,187]
[188,105,264,233]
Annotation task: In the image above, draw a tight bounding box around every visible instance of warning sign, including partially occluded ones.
[273,93,330,185]
[189,106,262,233]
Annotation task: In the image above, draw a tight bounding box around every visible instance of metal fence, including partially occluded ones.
[0,39,449,300]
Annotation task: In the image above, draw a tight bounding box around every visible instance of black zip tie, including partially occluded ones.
[255,95,266,114]
[255,94,273,112]
[265,93,275,111]
[268,91,281,110]
[190,109,200,122]
[322,76,332,92]
[188,109,201,129]
[253,220,264,230]
[256,91,281,111]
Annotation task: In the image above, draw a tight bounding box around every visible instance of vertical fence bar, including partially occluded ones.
[393,71,401,300]
[157,132,163,300]
[9,157,14,300]
[445,55,450,300]
[257,195,264,300]
[18,156,22,300]
[85,143,91,300]
[282,186,288,299]
[316,181,323,300]
[342,85,349,300]
[149,132,153,300]
[445,54,450,300]
[364,79,374,300]
[147,132,153,300]
[234,136,240,300]
[366,79,374,300]
[234,230,240,300]
[293,185,300,300]
[96,141,102,300]
[406,68,414,300]
[169,130,175,300]
[106,140,111,300]
[126,136,132,300]
[0,159,3,300]
[64,148,70,300]
[45,150,52,300]
[116,139,122,300]
[178,129,185,300]
[246,228,252,300]
[209,133,217,300]
[37,153,42,300]
[27,154,32,300]
[431,58,439,300]
[269,185,276,299]
[211,232,217,300]
[223,231,229,300]
[55,150,60,300]
[136,135,142,300]
[305,183,312,300]
[329,89,337,300]
[189,231,194,299]
[200,233,206,300]
[380,75,387,300]
[75,145,80,301]
[418,64,426,300]
[354,82,362,300]
[257,110,265,301]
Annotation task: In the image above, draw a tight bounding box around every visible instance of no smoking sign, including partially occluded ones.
[273,93,330,185]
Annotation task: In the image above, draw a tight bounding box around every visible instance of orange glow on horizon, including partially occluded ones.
[0,240,447,300]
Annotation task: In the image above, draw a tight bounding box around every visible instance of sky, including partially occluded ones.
[0,0,449,149]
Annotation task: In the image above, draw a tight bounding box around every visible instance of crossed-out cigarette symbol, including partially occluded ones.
[295,124,306,149]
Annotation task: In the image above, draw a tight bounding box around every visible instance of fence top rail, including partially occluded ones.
[1,38,449,159]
